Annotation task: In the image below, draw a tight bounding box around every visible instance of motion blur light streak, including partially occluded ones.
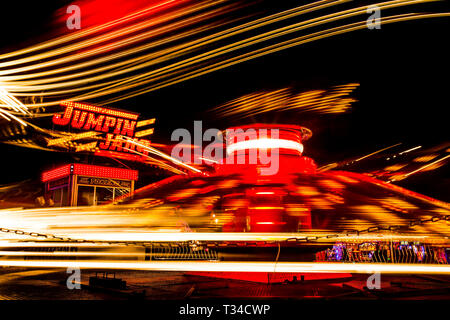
[392,154,450,181]
[0,260,449,275]
[0,0,183,60]
[0,0,448,299]
[0,88,30,126]
[212,84,360,120]
[101,12,449,105]
[318,143,403,172]
[123,137,203,173]
[0,0,447,108]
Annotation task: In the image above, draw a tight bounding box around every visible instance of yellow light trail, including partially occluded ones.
[101,11,449,105]
[0,0,340,100]
[318,143,403,172]
[96,3,444,104]
[47,131,100,146]
[404,154,450,177]
[354,143,403,162]
[0,0,182,60]
[119,145,188,175]
[0,260,449,275]
[0,87,30,125]
[94,2,440,99]
[1,0,443,108]
[0,1,238,79]
[0,225,441,243]
[399,145,422,155]
[0,251,144,257]
[211,84,359,119]
[0,0,335,75]
[389,154,450,182]
[124,137,202,173]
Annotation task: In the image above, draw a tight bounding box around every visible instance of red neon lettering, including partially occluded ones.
[53,106,73,126]
[71,110,88,129]
[123,137,138,152]
[102,116,117,132]
[109,135,123,152]
[99,133,113,149]
[60,101,138,120]
[121,120,136,137]
[83,113,105,131]
[114,118,124,134]
[136,139,150,155]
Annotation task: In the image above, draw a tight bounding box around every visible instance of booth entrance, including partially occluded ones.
[42,163,138,207]
[75,176,133,206]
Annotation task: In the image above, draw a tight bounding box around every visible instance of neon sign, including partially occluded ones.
[41,163,138,182]
[52,101,154,157]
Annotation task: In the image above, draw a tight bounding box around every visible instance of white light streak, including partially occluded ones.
[227,138,304,155]
[0,260,449,275]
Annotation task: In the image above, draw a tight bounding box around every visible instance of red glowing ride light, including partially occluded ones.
[227,138,304,155]
[41,163,138,182]
[225,123,311,157]
[216,124,317,179]
[41,164,72,182]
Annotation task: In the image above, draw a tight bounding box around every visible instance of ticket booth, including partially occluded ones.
[41,163,138,206]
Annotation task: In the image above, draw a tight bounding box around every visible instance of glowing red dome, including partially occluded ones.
[216,124,316,182]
